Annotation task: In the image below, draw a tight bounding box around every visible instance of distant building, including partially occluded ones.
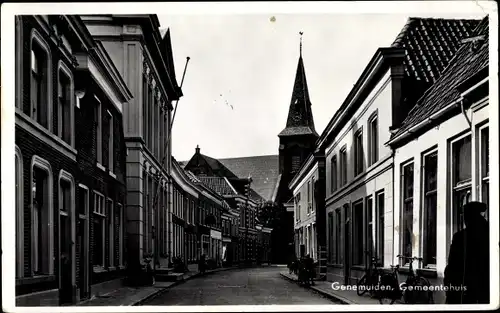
[314,17,481,287]
[387,17,489,304]
[183,146,271,264]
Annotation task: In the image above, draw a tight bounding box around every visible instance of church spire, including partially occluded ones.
[299,31,303,57]
[278,31,318,138]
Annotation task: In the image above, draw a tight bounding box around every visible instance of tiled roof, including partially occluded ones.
[392,17,480,84]
[218,155,280,201]
[184,170,202,184]
[393,17,489,138]
[197,177,237,197]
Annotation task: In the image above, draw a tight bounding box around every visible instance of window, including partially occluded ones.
[291,155,301,173]
[94,96,103,165]
[57,64,73,145]
[401,162,414,261]
[311,176,315,212]
[354,129,364,176]
[107,199,114,268]
[368,115,379,166]
[331,156,337,193]
[335,209,342,264]
[366,196,373,263]
[31,157,54,276]
[16,148,24,278]
[295,194,301,221]
[422,151,437,267]
[340,147,347,187]
[107,111,114,173]
[451,135,472,234]
[328,212,333,262]
[31,36,50,129]
[352,201,364,266]
[375,192,385,265]
[148,84,154,150]
[479,126,489,218]
[93,192,105,268]
[307,181,311,213]
[142,72,149,146]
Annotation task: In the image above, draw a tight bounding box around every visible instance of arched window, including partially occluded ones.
[57,61,75,146]
[30,29,52,131]
[31,155,54,276]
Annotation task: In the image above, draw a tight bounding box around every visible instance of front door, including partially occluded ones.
[77,186,89,300]
[343,203,351,285]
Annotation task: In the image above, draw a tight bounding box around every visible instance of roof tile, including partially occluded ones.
[393,17,489,139]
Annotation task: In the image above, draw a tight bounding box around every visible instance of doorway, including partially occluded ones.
[77,185,90,300]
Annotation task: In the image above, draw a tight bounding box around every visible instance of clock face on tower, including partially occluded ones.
[292,112,301,123]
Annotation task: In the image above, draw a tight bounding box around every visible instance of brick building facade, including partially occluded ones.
[15,15,131,305]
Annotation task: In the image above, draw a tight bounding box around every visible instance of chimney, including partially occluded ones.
[195,145,200,154]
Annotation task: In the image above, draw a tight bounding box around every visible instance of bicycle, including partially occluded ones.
[378,255,434,304]
[356,251,383,297]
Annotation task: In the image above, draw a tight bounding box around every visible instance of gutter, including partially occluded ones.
[385,98,463,146]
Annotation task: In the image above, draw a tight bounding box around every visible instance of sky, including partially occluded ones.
[159,7,487,162]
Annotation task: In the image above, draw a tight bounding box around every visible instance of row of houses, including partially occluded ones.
[289,16,490,304]
[13,14,272,307]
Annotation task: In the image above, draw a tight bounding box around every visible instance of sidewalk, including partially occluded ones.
[77,266,238,306]
[280,271,385,305]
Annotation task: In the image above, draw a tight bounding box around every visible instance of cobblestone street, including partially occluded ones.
[142,266,339,305]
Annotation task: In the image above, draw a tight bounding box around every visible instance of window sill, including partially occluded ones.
[15,109,77,160]
[417,268,437,278]
[109,172,117,179]
[327,263,343,269]
[107,266,117,271]
[16,275,56,286]
[97,163,106,172]
[351,265,365,271]
[93,266,107,273]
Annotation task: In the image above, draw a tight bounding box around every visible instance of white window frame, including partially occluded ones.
[30,29,53,132]
[340,146,347,187]
[478,124,489,216]
[307,181,311,214]
[421,149,438,268]
[354,128,364,177]
[57,61,75,147]
[449,133,472,236]
[94,95,104,169]
[107,110,114,174]
[400,160,414,265]
[368,112,379,166]
[375,191,385,266]
[331,155,337,193]
[352,200,364,266]
[93,191,106,269]
[15,146,24,278]
[31,155,54,276]
[58,170,76,289]
[311,176,315,213]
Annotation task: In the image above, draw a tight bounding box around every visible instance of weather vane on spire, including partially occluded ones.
[299,31,304,56]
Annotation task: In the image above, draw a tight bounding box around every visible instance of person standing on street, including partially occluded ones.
[444,201,490,304]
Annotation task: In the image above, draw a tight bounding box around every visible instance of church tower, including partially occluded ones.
[277,32,319,197]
